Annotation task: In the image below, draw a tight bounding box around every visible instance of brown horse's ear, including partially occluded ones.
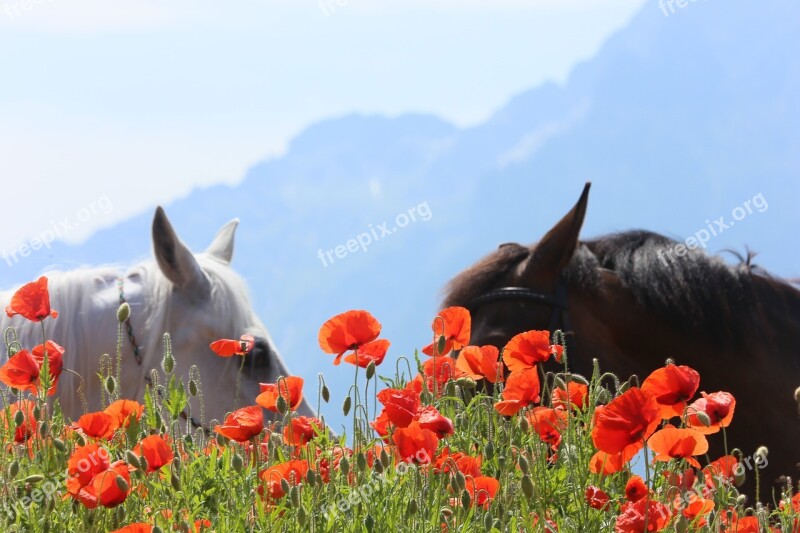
[519,182,590,285]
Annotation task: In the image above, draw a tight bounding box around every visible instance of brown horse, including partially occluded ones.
[442,182,800,501]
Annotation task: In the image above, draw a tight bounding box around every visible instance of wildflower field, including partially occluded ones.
[1,277,800,532]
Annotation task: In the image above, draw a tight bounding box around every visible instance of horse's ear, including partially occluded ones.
[152,207,210,298]
[205,219,239,264]
[520,182,590,284]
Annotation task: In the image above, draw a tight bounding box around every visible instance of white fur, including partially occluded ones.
[0,209,314,426]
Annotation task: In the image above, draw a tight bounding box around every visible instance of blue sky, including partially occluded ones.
[0,0,645,251]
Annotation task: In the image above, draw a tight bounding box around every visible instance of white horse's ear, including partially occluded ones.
[205,219,239,264]
[152,206,210,298]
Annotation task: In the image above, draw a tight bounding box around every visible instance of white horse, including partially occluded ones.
[0,207,314,427]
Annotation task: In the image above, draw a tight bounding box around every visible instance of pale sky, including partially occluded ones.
[0,0,646,252]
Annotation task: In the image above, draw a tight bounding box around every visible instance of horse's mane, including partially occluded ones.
[444,230,800,346]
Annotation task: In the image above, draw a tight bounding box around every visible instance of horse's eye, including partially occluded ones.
[247,338,273,369]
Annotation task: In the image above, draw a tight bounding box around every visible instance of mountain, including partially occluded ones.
[3,0,798,433]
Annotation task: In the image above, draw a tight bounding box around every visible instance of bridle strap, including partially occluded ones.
[470,280,572,335]
[117,277,208,433]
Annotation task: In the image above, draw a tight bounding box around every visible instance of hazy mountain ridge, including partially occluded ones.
[3,0,798,432]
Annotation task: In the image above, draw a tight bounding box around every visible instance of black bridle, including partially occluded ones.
[469,278,580,373]
[469,279,572,336]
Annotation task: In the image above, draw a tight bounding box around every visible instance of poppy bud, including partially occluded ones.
[440,507,453,521]
[406,499,418,515]
[188,380,198,397]
[8,460,19,478]
[795,387,800,403]
[115,475,129,493]
[444,380,457,397]
[290,485,301,507]
[232,453,244,472]
[380,448,390,469]
[340,457,350,477]
[162,353,175,374]
[76,433,87,447]
[365,514,374,533]
[755,446,769,461]
[298,507,307,527]
[170,470,181,491]
[153,527,164,533]
[117,302,130,323]
[116,505,126,523]
[356,452,367,472]
[184,433,193,447]
[343,396,352,416]
[24,474,44,484]
[460,489,471,508]
[456,377,476,390]
[38,420,49,438]
[373,459,384,475]
[436,335,447,356]
[518,455,530,475]
[280,478,291,497]
[53,438,67,452]
[521,475,534,500]
[321,384,330,403]
[483,512,493,531]
[737,494,748,506]
[455,472,466,492]
[306,469,316,487]
[105,376,116,396]
[366,361,376,380]
[420,391,434,404]
[484,442,494,460]
[276,395,288,415]
[125,450,141,469]
[694,411,712,427]
[139,455,149,472]
[519,415,530,432]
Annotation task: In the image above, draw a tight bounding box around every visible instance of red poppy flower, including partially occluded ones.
[75,412,118,440]
[133,435,174,473]
[376,385,420,429]
[283,416,322,446]
[31,340,64,393]
[0,350,40,393]
[66,444,131,509]
[703,455,739,488]
[110,524,153,533]
[502,330,561,372]
[5,276,58,322]
[421,306,471,356]
[209,334,255,357]
[455,345,504,384]
[464,476,499,510]
[0,399,37,443]
[343,338,390,368]
[494,367,541,416]
[552,381,589,410]
[588,446,640,475]
[433,448,482,478]
[259,459,309,500]
[419,356,458,395]
[625,475,649,502]
[256,376,305,413]
[526,407,568,449]
[647,427,709,469]
[585,486,611,511]
[318,310,382,365]
[393,421,438,464]
[104,399,144,428]
[416,406,454,438]
[615,498,671,533]
[723,515,760,533]
[686,391,736,434]
[678,492,714,526]
[214,405,264,442]
[591,387,660,455]
[641,364,700,419]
